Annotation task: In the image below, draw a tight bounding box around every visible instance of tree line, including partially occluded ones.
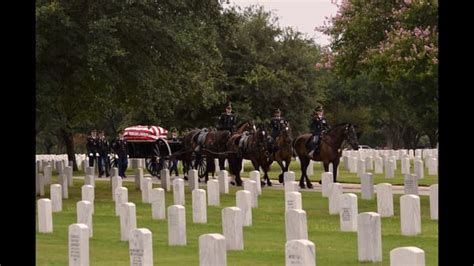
[36,0,438,169]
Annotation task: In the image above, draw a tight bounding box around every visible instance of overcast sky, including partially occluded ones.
[225,0,339,46]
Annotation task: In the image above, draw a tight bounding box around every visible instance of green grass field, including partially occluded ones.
[36,168,438,265]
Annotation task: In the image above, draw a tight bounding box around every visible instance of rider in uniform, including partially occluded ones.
[217,103,237,133]
[308,105,330,157]
[269,108,288,152]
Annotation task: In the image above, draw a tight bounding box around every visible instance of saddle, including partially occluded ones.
[194,128,209,146]
[238,132,251,151]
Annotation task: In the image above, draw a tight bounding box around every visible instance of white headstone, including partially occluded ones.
[236,190,252,226]
[56,160,64,175]
[44,165,52,185]
[207,179,220,206]
[110,167,118,177]
[321,172,333,198]
[77,201,93,237]
[244,180,258,208]
[401,157,411,175]
[349,156,358,173]
[81,185,95,214]
[285,239,316,266]
[69,223,89,266]
[285,181,299,196]
[428,157,437,175]
[329,183,343,215]
[129,228,153,266]
[285,209,308,241]
[284,171,296,183]
[192,189,207,223]
[249,170,262,195]
[115,187,128,216]
[189,169,199,191]
[84,175,95,187]
[218,170,229,194]
[404,174,419,195]
[357,212,382,262]
[173,178,185,206]
[65,166,73,187]
[285,191,302,212]
[390,246,425,266]
[50,184,62,212]
[429,184,438,220]
[361,173,374,200]
[59,174,69,199]
[38,199,53,233]
[400,195,421,236]
[391,156,397,170]
[414,159,424,179]
[37,173,45,196]
[168,205,187,246]
[150,188,166,220]
[199,233,227,266]
[142,177,152,203]
[376,183,394,217]
[339,193,358,232]
[111,176,122,201]
[160,168,171,191]
[365,156,373,170]
[385,159,394,178]
[374,157,383,174]
[85,166,95,177]
[120,202,137,241]
[357,159,366,178]
[135,168,144,190]
[222,207,243,250]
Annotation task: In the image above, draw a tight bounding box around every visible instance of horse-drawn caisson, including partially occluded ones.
[117,125,183,177]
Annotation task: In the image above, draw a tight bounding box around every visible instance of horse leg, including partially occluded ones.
[305,159,314,189]
[235,157,243,186]
[333,159,340,183]
[320,161,330,184]
[219,156,226,171]
[277,160,285,184]
[299,156,309,189]
[264,164,272,186]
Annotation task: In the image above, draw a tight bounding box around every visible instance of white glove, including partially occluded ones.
[89,153,93,157]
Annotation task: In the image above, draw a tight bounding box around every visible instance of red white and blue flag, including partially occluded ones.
[124,125,168,142]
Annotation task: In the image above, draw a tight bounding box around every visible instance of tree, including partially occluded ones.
[316,0,438,148]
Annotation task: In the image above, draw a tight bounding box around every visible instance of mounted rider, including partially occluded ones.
[269,108,289,152]
[217,102,237,133]
[308,105,330,157]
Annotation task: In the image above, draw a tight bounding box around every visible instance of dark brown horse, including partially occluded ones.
[271,123,294,184]
[182,121,255,182]
[293,123,359,188]
[226,125,271,186]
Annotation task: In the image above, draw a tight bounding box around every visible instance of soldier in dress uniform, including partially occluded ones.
[217,103,237,133]
[86,129,98,167]
[308,105,331,157]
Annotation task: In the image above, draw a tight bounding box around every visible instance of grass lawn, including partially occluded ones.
[36,172,438,265]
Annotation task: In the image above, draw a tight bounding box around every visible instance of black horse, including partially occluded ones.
[293,123,359,188]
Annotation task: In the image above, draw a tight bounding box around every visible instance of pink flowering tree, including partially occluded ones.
[316,0,438,148]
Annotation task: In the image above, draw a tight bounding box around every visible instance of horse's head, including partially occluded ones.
[344,124,359,150]
[236,120,256,134]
